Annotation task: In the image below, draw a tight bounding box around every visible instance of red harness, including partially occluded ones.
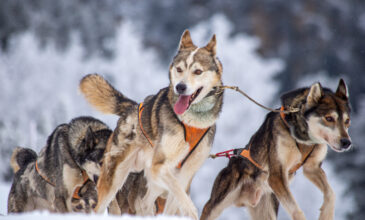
[211,148,263,170]
[138,103,210,169]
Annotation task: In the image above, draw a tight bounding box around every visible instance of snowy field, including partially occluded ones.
[0,15,354,219]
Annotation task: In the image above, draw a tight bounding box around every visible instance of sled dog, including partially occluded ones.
[202,79,351,220]
[8,116,111,213]
[79,30,224,219]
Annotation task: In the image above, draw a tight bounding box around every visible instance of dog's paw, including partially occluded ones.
[183,206,198,220]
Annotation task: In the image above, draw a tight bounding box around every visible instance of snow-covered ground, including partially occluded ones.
[0,15,353,219]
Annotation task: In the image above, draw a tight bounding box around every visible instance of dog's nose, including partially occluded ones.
[175,83,187,94]
[340,138,352,149]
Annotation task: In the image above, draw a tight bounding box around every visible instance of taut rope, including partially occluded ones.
[216,85,300,114]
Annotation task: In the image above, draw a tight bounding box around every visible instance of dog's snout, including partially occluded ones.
[340,138,352,149]
[175,83,187,94]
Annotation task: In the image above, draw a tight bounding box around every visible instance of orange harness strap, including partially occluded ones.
[138,103,210,169]
[280,106,315,174]
[288,146,315,174]
[177,124,210,169]
[71,170,90,200]
[35,161,56,186]
[228,106,289,171]
[36,161,89,199]
[138,103,154,147]
[239,149,263,170]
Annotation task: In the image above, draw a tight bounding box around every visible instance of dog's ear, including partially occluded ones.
[203,34,217,55]
[335,78,349,100]
[306,82,323,108]
[179,30,195,50]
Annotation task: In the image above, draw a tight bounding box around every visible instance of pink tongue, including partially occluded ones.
[174,95,191,115]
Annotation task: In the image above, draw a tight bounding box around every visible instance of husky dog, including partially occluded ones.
[200,155,271,220]
[204,79,350,220]
[79,30,224,219]
[7,116,112,213]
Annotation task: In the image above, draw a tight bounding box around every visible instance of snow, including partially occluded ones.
[3,211,188,220]
[0,15,353,219]
[0,182,10,215]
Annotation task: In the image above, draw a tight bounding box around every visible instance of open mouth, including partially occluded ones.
[189,87,203,105]
[174,87,203,115]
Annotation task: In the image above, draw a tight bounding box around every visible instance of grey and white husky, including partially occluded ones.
[7,116,111,213]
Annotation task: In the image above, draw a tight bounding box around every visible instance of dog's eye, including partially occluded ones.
[176,67,183,73]
[344,118,350,124]
[194,69,203,75]
[325,116,335,122]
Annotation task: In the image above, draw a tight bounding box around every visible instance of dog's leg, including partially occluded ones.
[163,195,179,215]
[158,169,198,219]
[303,161,335,220]
[95,145,139,213]
[269,171,306,220]
[248,192,279,220]
[7,186,28,213]
[54,195,68,213]
[200,186,242,220]
[107,197,122,215]
[138,185,160,215]
[200,170,242,220]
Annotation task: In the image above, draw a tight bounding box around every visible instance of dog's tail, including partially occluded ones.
[10,147,37,173]
[79,74,137,115]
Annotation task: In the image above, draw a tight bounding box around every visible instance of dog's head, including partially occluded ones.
[304,79,352,152]
[71,180,98,213]
[169,30,223,115]
[283,79,352,152]
[77,127,112,182]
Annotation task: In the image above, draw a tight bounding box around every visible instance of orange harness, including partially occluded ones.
[35,161,89,199]
[35,161,56,186]
[212,106,314,173]
[138,103,210,169]
[238,149,263,170]
[138,103,210,214]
